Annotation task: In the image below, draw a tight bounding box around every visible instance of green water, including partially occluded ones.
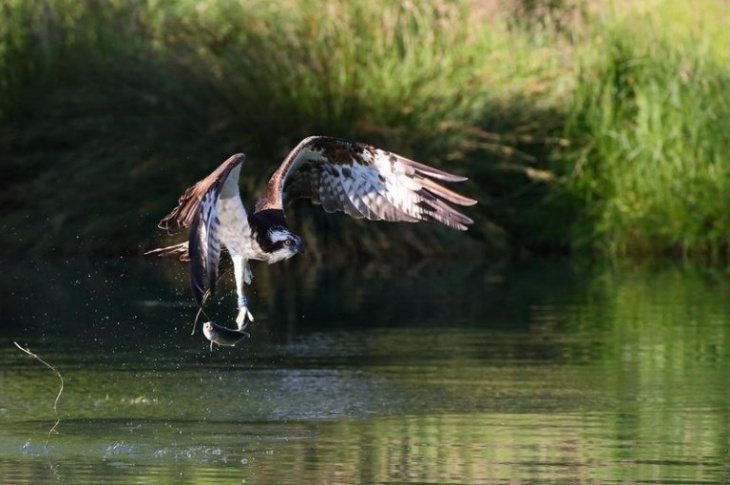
[1,258,729,484]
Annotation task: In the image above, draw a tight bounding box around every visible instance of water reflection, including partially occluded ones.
[1,258,730,484]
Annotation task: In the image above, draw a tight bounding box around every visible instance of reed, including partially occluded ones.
[1,0,728,260]
[561,0,730,258]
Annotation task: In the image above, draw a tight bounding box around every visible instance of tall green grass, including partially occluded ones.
[0,0,227,255]
[158,0,568,257]
[0,0,559,258]
[561,1,730,259]
[1,0,729,260]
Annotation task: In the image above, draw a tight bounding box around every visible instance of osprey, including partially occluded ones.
[148,136,476,331]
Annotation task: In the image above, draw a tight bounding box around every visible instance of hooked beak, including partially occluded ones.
[295,238,305,254]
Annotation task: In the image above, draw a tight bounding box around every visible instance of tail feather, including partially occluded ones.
[144,242,190,261]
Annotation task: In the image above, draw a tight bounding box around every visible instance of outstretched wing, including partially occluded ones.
[256,136,476,230]
[157,153,246,306]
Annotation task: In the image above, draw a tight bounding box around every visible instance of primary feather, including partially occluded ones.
[256,136,476,230]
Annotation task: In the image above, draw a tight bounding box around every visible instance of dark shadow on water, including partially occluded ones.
[1,257,593,343]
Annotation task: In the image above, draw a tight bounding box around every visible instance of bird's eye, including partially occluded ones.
[284,239,292,246]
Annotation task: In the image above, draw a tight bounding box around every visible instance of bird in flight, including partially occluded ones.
[147,136,476,334]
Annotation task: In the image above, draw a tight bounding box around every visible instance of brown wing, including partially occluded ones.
[255,136,476,230]
[157,153,245,306]
[158,153,246,233]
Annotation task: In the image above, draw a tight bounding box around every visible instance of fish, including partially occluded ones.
[202,321,249,350]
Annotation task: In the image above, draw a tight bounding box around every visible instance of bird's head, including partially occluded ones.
[264,227,305,263]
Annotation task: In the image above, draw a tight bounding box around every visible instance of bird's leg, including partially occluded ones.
[235,296,253,331]
[232,255,254,331]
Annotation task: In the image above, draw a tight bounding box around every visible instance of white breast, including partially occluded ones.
[216,197,262,259]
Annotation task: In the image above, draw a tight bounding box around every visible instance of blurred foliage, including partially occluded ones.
[559,1,730,259]
[0,0,728,260]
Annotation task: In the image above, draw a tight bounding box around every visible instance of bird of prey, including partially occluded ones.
[147,136,476,332]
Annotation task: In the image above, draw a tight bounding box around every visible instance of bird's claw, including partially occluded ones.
[235,307,254,331]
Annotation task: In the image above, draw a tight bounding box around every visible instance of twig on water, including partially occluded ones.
[14,342,64,444]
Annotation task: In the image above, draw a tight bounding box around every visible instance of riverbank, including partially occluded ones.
[1,0,727,260]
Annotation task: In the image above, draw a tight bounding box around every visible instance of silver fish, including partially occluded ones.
[202,321,249,350]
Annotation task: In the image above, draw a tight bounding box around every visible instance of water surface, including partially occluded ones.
[1,258,729,484]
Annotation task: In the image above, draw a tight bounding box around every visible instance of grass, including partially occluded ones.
[561,1,730,259]
[0,0,728,260]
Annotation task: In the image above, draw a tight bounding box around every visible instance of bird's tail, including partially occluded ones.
[144,242,190,261]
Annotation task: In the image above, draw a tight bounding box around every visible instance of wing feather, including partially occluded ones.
[256,136,475,231]
[155,153,246,307]
[189,191,219,306]
[158,153,246,233]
